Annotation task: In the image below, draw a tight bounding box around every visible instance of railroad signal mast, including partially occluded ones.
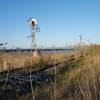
[79,34,83,49]
[28,17,40,56]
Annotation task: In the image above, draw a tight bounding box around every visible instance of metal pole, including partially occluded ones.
[80,34,82,49]
[31,26,37,56]
[29,19,36,100]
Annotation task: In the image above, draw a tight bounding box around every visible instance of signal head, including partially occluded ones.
[30,18,37,26]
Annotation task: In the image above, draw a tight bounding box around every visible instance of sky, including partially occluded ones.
[0,0,100,48]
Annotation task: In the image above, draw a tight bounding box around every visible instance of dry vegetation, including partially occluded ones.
[0,52,31,71]
[0,45,100,100]
[57,45,100,100]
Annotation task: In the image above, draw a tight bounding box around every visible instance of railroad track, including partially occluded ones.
[0,54,83,84]
[0,62,58,86]
[1,54,83,82]
[0,54,84,99]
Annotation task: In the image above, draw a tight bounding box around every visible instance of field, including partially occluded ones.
[0,45,100,100]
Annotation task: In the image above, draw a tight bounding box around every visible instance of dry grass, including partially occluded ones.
[56,45,100,100]
[0,52,32,72]
[0,52,70,72]
[1,45,100,100]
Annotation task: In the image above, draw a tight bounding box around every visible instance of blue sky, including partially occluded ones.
[0,0,100,48]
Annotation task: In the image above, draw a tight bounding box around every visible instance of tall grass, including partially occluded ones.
[57,45,100,100]
[1,45,100,100]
